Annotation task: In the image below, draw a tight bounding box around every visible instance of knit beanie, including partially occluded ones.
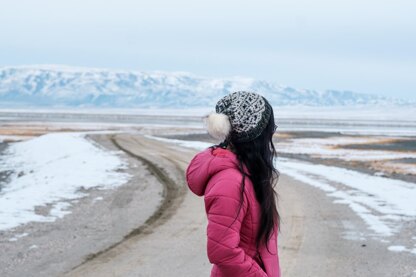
[205,91,272,143]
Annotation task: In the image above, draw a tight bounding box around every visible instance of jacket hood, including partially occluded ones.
[186,147,249,196]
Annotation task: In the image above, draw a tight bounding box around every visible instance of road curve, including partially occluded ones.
[66,134,415,277]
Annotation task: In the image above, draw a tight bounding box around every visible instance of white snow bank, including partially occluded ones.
[276,158,416,237]
[0,132,131,231]
[276,158,416,217]
[387,245,416,255]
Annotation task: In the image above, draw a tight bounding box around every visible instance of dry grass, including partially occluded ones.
[0,125,97,137]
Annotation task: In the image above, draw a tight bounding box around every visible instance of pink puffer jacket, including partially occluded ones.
[186,147,280,277]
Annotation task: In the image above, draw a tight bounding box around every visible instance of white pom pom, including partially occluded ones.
[204,112,231,140]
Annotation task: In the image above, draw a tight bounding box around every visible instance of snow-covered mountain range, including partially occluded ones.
[0,65,413,108]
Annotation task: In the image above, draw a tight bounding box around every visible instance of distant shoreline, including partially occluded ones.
[1,109,416,137]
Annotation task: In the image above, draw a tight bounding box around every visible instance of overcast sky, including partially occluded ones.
[0,0,415,98]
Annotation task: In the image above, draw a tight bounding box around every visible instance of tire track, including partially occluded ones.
[68,134,186,272]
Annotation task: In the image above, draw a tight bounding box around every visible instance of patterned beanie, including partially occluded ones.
[205,91,272,143]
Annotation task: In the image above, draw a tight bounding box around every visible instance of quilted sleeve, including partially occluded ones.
[204,177,268,277]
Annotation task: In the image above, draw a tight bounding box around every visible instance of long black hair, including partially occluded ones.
[227,108,280,249]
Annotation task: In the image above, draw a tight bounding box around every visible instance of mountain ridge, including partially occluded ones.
[0,65,413,108]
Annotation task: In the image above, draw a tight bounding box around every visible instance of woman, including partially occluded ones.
[186,91,280,277]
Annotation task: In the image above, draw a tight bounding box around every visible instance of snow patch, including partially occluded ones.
[93,196,104,202]
[387,245,416,256]
[8,232,29,242]
[388,245,407,252]
[276,158,416,237]
[0,132,131,230]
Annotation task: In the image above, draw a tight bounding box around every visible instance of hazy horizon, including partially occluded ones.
[1,0,415,98]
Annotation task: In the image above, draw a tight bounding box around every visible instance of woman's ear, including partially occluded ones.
[204,112,231,141]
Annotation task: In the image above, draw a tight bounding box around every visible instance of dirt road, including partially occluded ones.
[67,134,416,277]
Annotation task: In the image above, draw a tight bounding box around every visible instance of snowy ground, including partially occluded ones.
[1,108,415,271]
[147,135,416,256]
[277,136,416,176]
[0,132,131,231]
